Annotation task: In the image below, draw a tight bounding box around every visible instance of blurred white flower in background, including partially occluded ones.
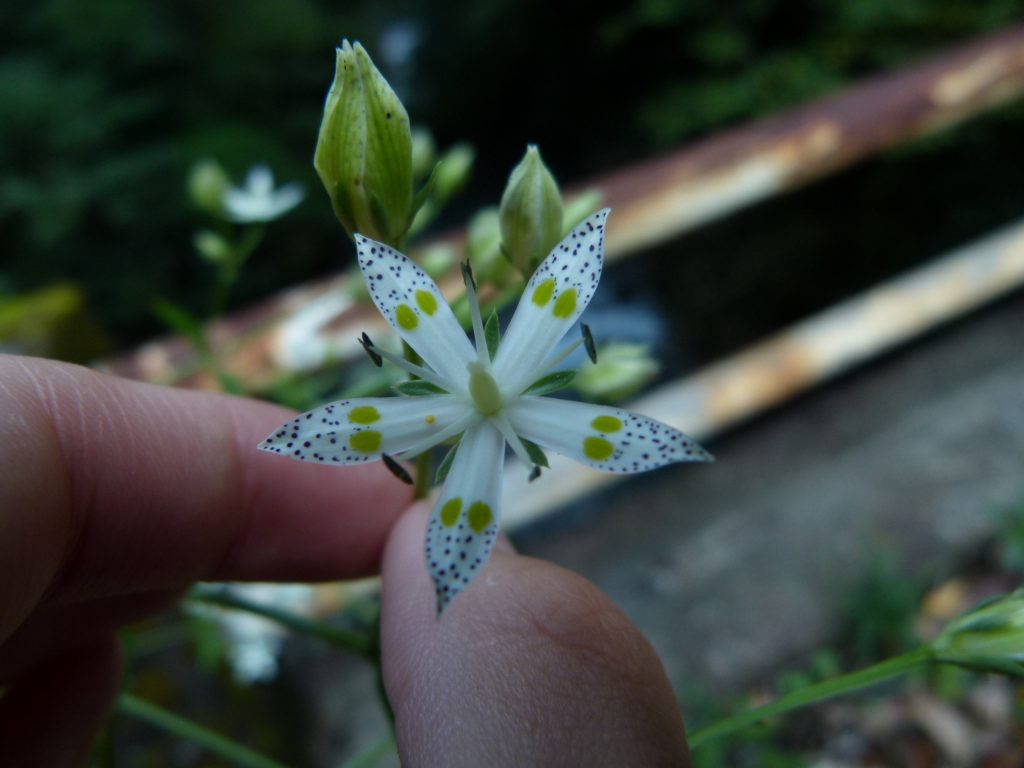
[222,165,304,223]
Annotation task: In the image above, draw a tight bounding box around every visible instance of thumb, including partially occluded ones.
[380,505,691,768]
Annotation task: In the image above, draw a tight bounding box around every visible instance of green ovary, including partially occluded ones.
[350,430,382,453]
[467,501,493,533]
[468,362,502,416]
[583,436,614,461]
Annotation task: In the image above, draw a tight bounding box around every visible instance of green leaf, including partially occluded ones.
[521,439,549,468]
[434,441,459,485]
[523,370,576,396]
[484,308,500,360]
[393,379,447,396]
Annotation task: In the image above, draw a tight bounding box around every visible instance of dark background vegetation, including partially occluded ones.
[2,0,1023,359]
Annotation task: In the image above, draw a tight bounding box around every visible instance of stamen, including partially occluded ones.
[538,337,585,375]
[359,332,383,367]
[381,453,414,485]
[581,323,598,364]
[359,334,451,390]
[461,261,489,363]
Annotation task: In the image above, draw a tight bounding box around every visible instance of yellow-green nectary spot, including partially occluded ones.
[395,303,418,330]
[349,430,382,453]
[591,415,622,433]
[583,436,614,461]
[532,278,556,307]
[415,290,437,316]
[467,501,493,533]
[348,406,381,424]
[440,498,462,527]
[552,288,577,318]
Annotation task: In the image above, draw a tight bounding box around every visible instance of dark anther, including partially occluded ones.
[528,465,542,482]
[460,260,477,291]
[359,332,383,367]
[382,453,414,485]
[581,323,597,364]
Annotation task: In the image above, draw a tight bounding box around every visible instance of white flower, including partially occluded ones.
[259,210,711,614]
[222,165,304,223]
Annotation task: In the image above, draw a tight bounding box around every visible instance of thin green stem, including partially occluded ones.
[116,694,288,768]
[688,647,933,749]
[186,585,374,660]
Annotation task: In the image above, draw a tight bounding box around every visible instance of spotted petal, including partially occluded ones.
[258,395,472,465]
[356,235,476,388]
[426,421,505,615]
[507,396,712,472]
[493,209,609,393]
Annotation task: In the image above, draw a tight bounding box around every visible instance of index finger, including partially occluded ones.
[0,355,413,613]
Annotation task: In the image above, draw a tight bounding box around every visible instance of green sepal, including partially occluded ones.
[521,439,549,468]
[484,309,500,360]
[393,379,447,396]
[434,441,460,485]
[523,370,576,396]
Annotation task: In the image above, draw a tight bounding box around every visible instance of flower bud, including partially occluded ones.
[188,160,230,216]
[411,129,437,181]
[575,343,660,402]
[433,143,474,201]
[499,145,563,276]
[465,208,515,285]
[194,229,233,264]
[314,40,413,246]
[929,589,1024,676]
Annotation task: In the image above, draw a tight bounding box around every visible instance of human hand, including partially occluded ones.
[0,355,690,767]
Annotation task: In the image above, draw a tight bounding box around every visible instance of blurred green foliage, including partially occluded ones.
[2,0,1022,357]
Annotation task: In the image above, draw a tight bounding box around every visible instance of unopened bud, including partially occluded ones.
[194,230,233,264]
[466,208,514,285]
[575,343,659,402]
[930,589,1024,676]
[411,129,437,181]
[499,145,563,276]
[314,40,413,245]
[188,160,230,216]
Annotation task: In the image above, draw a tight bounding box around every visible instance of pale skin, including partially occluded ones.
[0,354,691,767]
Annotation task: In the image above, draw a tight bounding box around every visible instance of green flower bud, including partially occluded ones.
[418,243,456,280]
[499,145,563,276]
[411,129,437,181]
[314,40,413,246]
[408,143,476,237]
[188,160,230,216]
[466,208,515,285]
[433,143,474,201]
[930,589,1024,676]
[575,343,660,402]
[194,229,233,264]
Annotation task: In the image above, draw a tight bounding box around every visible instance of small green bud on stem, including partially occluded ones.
[499,145,563,277]
[315,40,413,246]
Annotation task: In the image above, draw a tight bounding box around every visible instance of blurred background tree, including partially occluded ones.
[1,0,1022,358]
